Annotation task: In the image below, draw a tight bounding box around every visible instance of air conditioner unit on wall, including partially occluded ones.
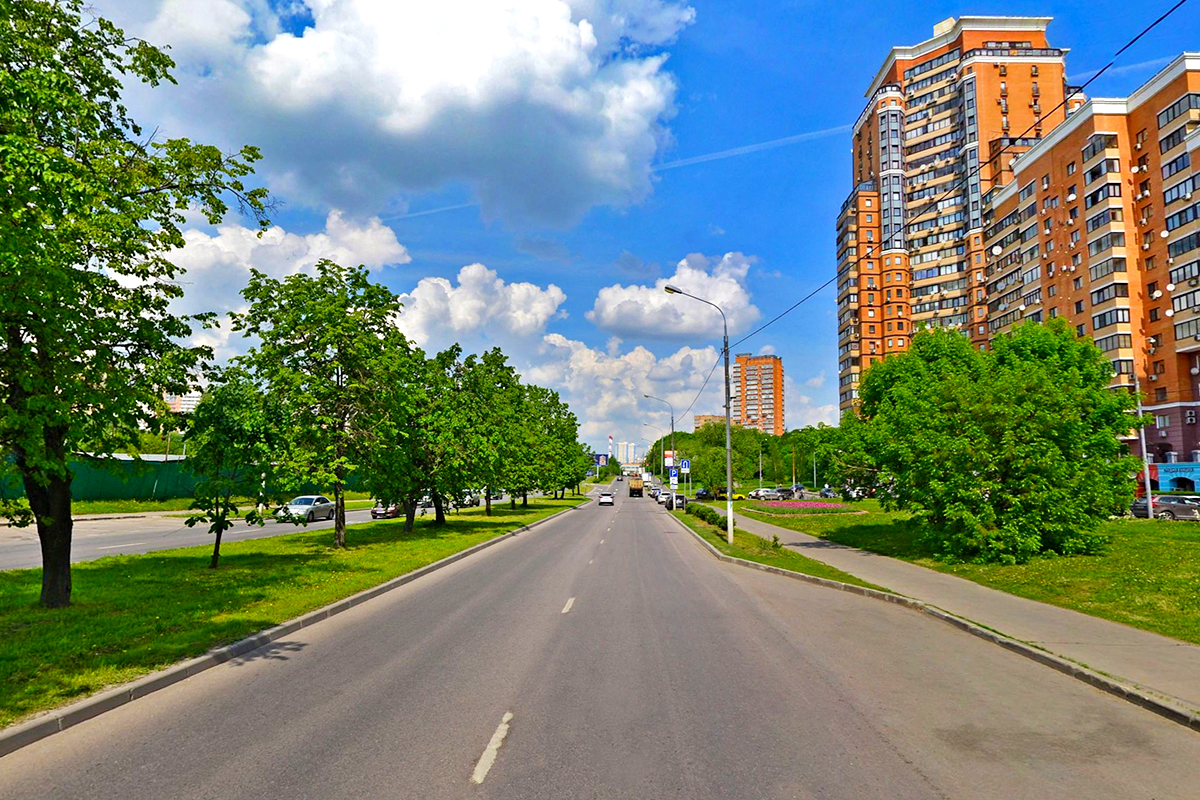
[1150,374,1159,381]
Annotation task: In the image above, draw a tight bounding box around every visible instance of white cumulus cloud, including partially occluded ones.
[98,0,696,226]
[166,210,410,358]
[586,251,760,339]
[395,264,568,349]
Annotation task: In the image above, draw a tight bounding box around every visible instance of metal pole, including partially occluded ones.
[723,324,734,545]
[1134,373,1154,518]
[813,453,817,489]
[758,440,762,490]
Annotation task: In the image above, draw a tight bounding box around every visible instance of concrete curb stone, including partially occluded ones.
[666,510,1200,734]
[0,499,589,759]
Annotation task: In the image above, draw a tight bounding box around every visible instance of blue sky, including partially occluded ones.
[100,0,1200,453]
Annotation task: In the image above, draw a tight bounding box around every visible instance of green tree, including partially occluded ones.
[460,349,521,516]
[0,0,269,606]
[839,321,1141,564]
[183,372,282,568]
[231,260,399,548]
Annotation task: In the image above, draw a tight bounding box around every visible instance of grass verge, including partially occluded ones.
[0,497,586,729]
[671,510,882,591]
[70,492,375,517]
[736,504,1200,647]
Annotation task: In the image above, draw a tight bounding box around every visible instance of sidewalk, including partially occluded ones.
[721,507,1200,713]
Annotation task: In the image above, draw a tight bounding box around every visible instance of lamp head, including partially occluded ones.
[664,284,682,295]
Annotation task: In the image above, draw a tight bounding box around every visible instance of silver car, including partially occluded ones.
[277,495,335,523]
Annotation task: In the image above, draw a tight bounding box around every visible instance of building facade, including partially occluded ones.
[837,16,1078,412]
[693,414,725,431]
[982,54,1200,464]
[731,353,786,435]
[617,441,638,465]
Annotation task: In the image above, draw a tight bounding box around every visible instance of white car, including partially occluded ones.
[277,495,335,522]
[598,491,615,506]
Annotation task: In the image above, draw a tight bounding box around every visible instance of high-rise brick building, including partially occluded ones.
[837,16,1078,412]
[983,54,1200,468]
[837,18,1200,480]
[731,353,785,435]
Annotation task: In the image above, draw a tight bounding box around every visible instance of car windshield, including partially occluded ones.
[289,497,315,505]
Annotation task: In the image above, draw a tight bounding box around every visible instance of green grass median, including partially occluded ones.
[737,504,1200,647]
[0,497,586,729]
[670,510,881,591]
[69,492,376,516]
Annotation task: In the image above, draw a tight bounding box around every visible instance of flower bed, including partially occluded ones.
[744,500,856,515]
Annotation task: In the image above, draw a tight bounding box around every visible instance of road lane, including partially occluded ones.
[0,505,453,570]
[3,484,1199,798]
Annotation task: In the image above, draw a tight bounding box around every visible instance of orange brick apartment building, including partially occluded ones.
[836,16,1200,468]
[731,354,785,435]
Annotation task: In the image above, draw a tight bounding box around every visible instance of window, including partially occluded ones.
[1048,284,1057,297]
[1156,388,1169,402]
[1066,161,1076,176]
[1073,276,1083,290]
[1089,257,1127,281]
[1074,299,1086,313]
[1087,207,1124,232]
[1094,333,1131,351]
[1084,182,1122,209]
[1092,307,1130,330]
[1156,414,1171,429]
[1150,308,1160,322]
[1163,152,1191,181]
[1157,93,1200,128]
[1090,283,1128,305]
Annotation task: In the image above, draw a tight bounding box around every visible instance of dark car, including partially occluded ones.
[371,501,400,519]
[694,488,713,501]
[1130,495,1200,520]
[819,487,839,499]
[617,475,623,481]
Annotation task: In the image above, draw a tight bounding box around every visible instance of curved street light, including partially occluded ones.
[643,394,675,485]
[643,423,665,477]
[664,284,734,545]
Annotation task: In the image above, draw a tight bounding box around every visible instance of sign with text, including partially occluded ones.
[680,459,691,474]
[664,450,674,468]
[669,467,679,487]
[593,454,608,467]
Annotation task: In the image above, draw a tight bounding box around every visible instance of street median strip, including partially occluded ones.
[0,499,588,759]
[666,511,1200,734]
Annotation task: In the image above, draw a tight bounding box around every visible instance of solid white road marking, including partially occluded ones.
[471,712,514,785]
[562,597,575,614]
[98,542,146,549]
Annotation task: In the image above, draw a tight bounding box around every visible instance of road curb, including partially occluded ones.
[667,511,1200,734]
[0,499,590,759]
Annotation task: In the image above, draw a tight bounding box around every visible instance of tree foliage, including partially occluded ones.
[184,371,283,568]
[0,0,268,606]
[231,260,400,548]
[836,321,1141,564]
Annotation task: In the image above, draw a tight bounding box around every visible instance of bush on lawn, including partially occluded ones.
[686,502,724,528]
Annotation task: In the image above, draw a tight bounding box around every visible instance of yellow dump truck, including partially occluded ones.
[628,476,644,497]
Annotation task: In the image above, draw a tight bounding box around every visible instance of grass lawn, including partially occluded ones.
[671,510,882,591]
[70,492,375,517]
[736,504,1200,647]
[0,497,585,729]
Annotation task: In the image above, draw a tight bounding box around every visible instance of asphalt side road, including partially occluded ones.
[0,502,509,570]
[2,486,1199,798]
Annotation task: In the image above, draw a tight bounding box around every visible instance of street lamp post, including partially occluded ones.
[644,394,675,491]
[665,284,734,545]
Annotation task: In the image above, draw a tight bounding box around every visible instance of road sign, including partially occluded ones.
[680,459,691,474]
[593,454,608,466]
[669,467,679,479]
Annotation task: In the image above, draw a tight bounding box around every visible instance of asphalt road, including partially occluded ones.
[0,507,384,571]
[3,484,1199,798]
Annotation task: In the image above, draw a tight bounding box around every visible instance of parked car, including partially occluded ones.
[759,488,783,501]
[819,487,839,499]
[714,488,746,501]
[1130,494,1200,520]
[616,475,623,481]
[277,495,334,523]
[657,490,669,505]
[667,493,687,511]
[371,501,400,519]
[598,491,615,506]
[694,488,713,501]
[747,488,766,500]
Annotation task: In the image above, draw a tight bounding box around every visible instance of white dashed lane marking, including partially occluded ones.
[562,597,575,614]
[471,712,514,785]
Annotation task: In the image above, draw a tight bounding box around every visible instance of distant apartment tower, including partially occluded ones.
[616,441,638,464]
[982,54,1200,464]
[693,413,725,430]
[164,391,203,414]
[837,16,1075,412]
[731,353,785,435]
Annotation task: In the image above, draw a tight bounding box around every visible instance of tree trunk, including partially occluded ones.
[485,485,492,517]
[403,498,417,533]
[522,492,528,508]
[333,467,346,548]
[18,433,73,608]
[210,508,226,569]
[509,494,516,510]
[433,492,446,526]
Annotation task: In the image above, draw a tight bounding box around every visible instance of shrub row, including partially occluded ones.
[686,502,724,527]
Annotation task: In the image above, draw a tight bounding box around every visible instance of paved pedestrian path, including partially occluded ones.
[721,507,1200,712]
